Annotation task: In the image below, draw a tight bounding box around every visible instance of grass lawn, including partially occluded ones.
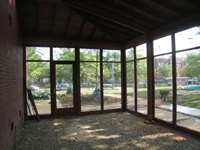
[56,87,200,109]
[168,94,200,109]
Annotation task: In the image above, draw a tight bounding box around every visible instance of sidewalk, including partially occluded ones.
[156,101,200,118]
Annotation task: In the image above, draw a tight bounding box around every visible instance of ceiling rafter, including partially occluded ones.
[51,4,57,38]
[81,13,132,41]
[118,0,169,24]
[98,25,134,39]
[100,30,127,41]
[184,0,200,11]
[78,19,86,40]
[68,7,121,43]
[90,27,97,41]
[101,27,132,39]
[81,12,141,37]
[101,34,107,42]
[149,0,184,18]
[63,0,148,34]
[87,0,157,28]
[65,10,72,39]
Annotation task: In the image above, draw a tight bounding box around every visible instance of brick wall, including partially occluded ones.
[0,0,24,150]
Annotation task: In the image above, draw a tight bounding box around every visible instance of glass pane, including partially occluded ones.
[27,62,51,115]
[136,43,147,59]
[103,49,121,61]
[175,26,200,51]
[80,62,101,112]
[153,35,172,55]
[137,59,147,114]
[126,61,135,110]
[126,48,134,61]
[53,48,75,61]
[176,49,200,132]
[80,49,100,61]
[103,63,121,110]
[56,64,73,109]
[154,54,173,122]
[26,47,50,60]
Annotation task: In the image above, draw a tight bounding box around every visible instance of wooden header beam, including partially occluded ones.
[22,38,123,49]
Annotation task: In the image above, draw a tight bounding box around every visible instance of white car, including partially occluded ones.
[96,84,121,90]
[56,83,69,91]
[29,85,39,91]
[103,84,120,90]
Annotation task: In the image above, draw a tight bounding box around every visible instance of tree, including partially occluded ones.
[55,48,75,86]
[136,59,147,82]
[156,63,172,79]
[126,48,134,61]
[79,49,100,89]
[126,61,134,82]
[182,50,200,78]
[27,48,49,85]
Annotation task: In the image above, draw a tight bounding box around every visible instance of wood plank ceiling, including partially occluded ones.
[17,0,200,44]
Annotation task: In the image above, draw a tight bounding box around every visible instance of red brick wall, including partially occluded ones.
[0,0,24,149]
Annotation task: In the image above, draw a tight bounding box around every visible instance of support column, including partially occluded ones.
[121,49,126,111]
[172,33,177,126]
[75,47,81,114]
[147,35,154,120]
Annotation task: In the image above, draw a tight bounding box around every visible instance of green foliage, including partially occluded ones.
[126,61,134,82]
[182,50,200,78]
[126,48,134,61]
[156,63,172,79]
[27,48,49,85]
[137,59,147,82]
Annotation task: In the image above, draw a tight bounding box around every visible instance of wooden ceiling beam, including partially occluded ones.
[78,20,85,40]
[150,12,200,39]
[184,0,200,11]
[63,0,148,33]
[65,10,72,39]
[98,26,133,39]
[118,0,169,23]
[87,0,157,28]
[22,38,123,49]
[67,7,121,43]
[90,27,97,41]
[101,34,107,42]
[82,13,141,37]
[149,0,184,18]
[51,4,57,38]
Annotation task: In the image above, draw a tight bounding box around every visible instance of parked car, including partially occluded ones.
[29,85,39,91]
[103,84,115,90]
[138,81,147,88]
[96,84,121,90]
[31,90,50,100]
[117,81,130,84]
[155,80,166,83]
[56,83,69,91]
[82,82,91,85]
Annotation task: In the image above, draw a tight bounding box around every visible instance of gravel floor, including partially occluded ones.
[15,112,200,150]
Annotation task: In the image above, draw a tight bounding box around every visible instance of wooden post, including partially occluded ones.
[147,34,154,120]
[172,33,177,126]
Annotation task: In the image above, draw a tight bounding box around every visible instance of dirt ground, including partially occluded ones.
[15,112,200,150]
[57,94,121,108]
